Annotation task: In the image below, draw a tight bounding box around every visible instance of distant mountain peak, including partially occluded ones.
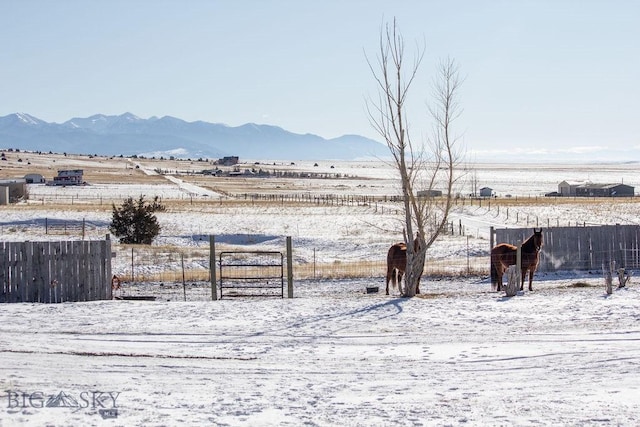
[120,112,141,121]
[13,113,44,126]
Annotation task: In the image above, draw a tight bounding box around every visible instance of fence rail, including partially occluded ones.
[115,243,486,285]
[116,226,640,288]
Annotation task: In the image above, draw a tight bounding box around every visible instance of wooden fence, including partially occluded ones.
[0,238,112,303]
[492,225,640,272]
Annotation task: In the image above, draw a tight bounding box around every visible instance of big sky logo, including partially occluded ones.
[5,390,120,419]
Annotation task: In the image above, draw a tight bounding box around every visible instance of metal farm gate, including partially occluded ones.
[218,251,284,298]
[0,238,112,303]
[209,235,294,300]
[491,225,640,272]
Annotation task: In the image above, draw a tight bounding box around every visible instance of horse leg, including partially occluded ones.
[490,257,498,290]
[387,267,401,295]
[385,268,392,295]
[386,264,393,295]
[528,269,534,291]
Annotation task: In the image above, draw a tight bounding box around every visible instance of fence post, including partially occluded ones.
[489,226,495,254]
[210,235,217,300]
[286,236,293,298]
[105,234,112,301]
[604,261,613,295]
[516,244,522,292]
[131,247,134,282]
[181,253,186,301]
[466,236,470,275]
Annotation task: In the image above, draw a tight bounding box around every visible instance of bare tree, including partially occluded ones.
[367,19,464,297]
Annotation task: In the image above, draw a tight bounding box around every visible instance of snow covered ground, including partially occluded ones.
[1,159,640,425]
[1,277,638,426]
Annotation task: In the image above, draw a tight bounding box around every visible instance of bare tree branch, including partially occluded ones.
[366,19,464,297]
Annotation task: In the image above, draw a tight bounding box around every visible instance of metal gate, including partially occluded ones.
[218,251,284,298]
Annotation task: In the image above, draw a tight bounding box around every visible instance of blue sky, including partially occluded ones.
[1,1,639,161]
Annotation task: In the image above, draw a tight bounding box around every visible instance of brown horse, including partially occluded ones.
[491,228,543,292]
[385,237,422,295]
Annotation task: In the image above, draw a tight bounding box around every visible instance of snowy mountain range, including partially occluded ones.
[0,113,388,161]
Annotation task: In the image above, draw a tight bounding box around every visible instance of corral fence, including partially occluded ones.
[116,236,295,300]
[0,237,112,303]
[114,232,488,299]
[491,225,640,272]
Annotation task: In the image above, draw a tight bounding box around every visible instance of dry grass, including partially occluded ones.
[452,194,638,209]
[1,151,205,185]
[110,241,489,283]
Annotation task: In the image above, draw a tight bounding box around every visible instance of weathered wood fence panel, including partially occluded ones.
[0,238,112,303]
[493,225,640,272]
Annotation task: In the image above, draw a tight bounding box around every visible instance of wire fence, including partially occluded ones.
[5,221,639,284]
[110,229,640,299]
[111,243,488,285]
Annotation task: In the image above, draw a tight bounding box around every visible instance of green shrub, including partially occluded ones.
[110,196,165,244]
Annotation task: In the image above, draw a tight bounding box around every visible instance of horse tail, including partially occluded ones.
[490,254,497,286]
[390,268,398,289]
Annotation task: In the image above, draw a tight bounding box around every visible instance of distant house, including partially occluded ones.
[558,181,634,197]
[479,187,494,197]
[558,180,589,197]
[417,189,443,197]
[24,173,45,184]
[47,169,84,186]
[0,178,27,204]
[229,169,255,177]
[575,183,634,197]
[217,156,239,166]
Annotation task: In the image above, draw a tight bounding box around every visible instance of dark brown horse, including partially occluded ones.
[491,228,543,292]
[385,237,422,295]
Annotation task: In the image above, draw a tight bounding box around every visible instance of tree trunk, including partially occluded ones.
[505,265,519,297]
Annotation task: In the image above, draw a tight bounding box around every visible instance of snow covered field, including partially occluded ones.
[1,278,639,426]
[1,158,640,425]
